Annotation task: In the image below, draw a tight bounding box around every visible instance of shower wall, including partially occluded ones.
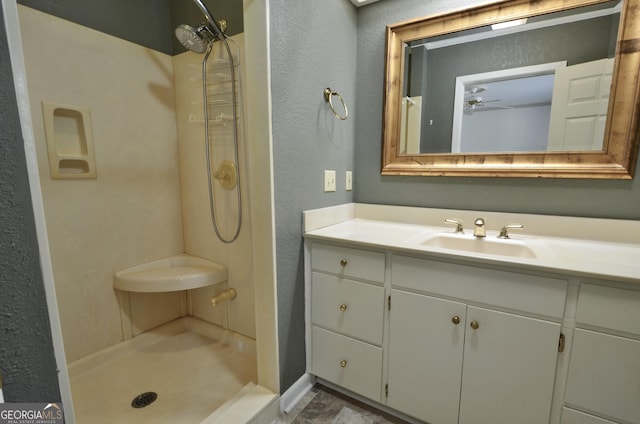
[18,5,184,361]
[172,34,256,339]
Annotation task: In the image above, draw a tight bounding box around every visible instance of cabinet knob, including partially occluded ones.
[470,321,479,330]
[452,316,460,325]
[340,304,348,312]
[339,259,348,267]
[340,360,347,368]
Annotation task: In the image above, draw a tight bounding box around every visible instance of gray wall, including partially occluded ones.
[0,4,61,402]
[355,0,640,221]
[269,0,357,392]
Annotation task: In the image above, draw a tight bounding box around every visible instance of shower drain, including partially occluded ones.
[131,391,158,409]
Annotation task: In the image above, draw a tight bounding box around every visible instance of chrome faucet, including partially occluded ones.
[473,218,486,238]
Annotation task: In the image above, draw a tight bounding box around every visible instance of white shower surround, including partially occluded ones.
[5,0,280,422]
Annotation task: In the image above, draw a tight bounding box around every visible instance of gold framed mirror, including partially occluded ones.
[382,0,640,178]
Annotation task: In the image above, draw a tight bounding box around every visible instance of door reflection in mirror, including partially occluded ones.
[452,63,562,153]
[401,0,620,154]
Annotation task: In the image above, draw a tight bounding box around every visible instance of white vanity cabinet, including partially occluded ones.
[387,255,567,424]
[308,242,386,402]
[562,284,640,424]
[303,205,640,424]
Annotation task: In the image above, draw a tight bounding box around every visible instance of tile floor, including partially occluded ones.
[278,385,409,424]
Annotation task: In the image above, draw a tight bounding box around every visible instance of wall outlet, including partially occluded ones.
[346,171,353,191]
[324,170,336,192]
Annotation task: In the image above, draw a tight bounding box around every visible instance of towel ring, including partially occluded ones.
[324,87,349,120]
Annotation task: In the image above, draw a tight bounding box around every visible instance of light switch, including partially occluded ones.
[324,170,336,192]
[346,171,353,191]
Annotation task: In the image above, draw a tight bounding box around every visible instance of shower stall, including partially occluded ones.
[6,0,279,422]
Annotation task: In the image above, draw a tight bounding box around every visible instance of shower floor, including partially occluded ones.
[67,317,257,424]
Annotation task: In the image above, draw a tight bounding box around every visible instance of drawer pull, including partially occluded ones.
[470,320,479,330]
[340,304,348,312]
[340,360,348,368]
[452,315,460,325]
[340,259,348,267]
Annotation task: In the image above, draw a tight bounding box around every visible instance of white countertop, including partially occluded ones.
[303,204,640,284]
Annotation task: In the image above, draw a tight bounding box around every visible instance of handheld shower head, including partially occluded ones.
[175,24,211,54]
[175,0,227,53]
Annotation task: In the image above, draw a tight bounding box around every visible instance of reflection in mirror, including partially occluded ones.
[382,0,640,178]
[401,1,620,154]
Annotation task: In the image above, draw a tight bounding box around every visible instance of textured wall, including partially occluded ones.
[270,0,357,392]
[0,4,61,402]
[355,0,640,220]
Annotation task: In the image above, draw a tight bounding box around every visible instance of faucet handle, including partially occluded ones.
[498,224,523,239]
[444,219,464,234]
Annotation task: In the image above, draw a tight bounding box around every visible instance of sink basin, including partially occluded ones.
[416,233,541,259]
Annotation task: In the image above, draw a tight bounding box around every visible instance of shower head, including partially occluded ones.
[175,24,211,54]
[175,0,227,53]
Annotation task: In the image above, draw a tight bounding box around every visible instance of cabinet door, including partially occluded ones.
[387,289,466,424]
[459,306,561,424]
[565,329,640,424]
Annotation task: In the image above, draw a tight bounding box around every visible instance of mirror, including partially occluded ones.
[382,0,640,178]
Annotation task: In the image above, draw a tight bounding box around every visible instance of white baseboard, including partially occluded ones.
[279,373,316,414]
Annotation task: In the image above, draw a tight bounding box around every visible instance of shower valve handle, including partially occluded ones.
[214,160,238,190]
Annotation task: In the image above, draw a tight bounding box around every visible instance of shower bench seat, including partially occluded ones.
[114,254,227,292]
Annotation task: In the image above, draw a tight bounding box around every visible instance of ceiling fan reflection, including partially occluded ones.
[463,96,513,113]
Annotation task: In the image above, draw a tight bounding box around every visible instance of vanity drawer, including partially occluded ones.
[311,326,383,402]
[391,255,567,319]
[311,243,385,283]
[575,284,640,336]
[565,329,640,424]
[311,272,384,345]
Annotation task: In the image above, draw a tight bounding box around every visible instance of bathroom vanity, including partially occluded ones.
[303,204,640,424]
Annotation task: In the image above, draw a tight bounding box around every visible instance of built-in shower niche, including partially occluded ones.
[42,101,97,179]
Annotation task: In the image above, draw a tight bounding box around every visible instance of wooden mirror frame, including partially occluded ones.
[381,0,640,178]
